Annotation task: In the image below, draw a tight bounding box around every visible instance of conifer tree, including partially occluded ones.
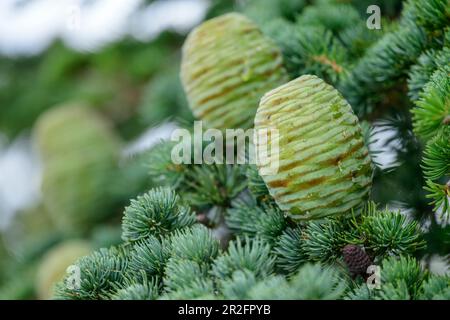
[9,0,450,300]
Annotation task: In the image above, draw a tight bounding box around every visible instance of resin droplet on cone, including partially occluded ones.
[255,75,373,219]
[181,13,289,130]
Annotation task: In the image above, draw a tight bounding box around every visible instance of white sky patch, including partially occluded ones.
[123,122,179,156]
[421,255,450,276]
[0,0,209,56]
[131,0,210,41]
[0,0,66,56]
[370,123,402,170]
[435,205,450,226]
[62,0,141,52]
[0,135,41,230]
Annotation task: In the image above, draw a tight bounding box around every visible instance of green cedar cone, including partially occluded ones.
[254,75,373,219]
[180,13,289,130]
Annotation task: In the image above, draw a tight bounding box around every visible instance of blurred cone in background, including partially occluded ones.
[34,103,122,233]
[35,240,92,300]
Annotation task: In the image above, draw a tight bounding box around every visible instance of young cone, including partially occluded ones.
[36,240,92,299]
[180,13,289,130]
[255,75,373,219]
[342,244,372,279]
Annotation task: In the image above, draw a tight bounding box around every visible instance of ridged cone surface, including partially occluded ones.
[181,13,289,130]
[255,75,373,219]
[36,240,92,299]
[35,104,121,231]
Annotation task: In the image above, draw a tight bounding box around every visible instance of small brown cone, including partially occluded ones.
[342,244,372,279]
